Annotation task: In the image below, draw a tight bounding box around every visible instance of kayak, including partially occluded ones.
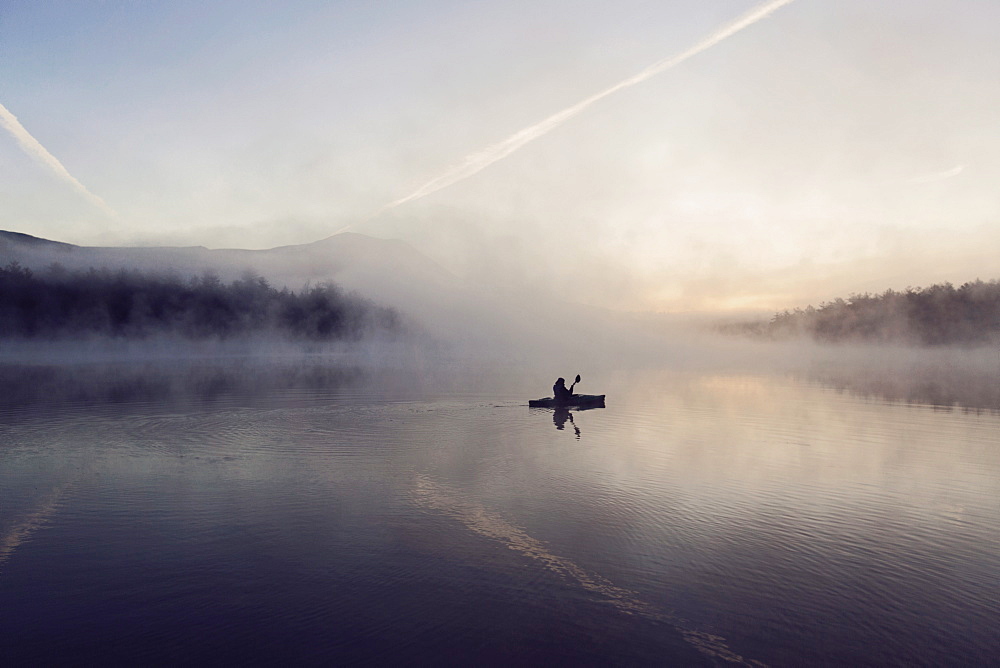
[528,394,605,409]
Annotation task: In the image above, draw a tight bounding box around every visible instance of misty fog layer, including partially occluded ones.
[6,228,1000,380]
[0,262,402,342]
[0,229,698,362]
[721,280,1000,346]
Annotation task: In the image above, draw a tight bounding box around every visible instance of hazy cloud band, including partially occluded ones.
[378,0,797,214]
[0,102,117,217]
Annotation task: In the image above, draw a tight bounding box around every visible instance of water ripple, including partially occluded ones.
[411,474,767,666]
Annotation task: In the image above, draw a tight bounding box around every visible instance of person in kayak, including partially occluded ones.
[553,376,578,400]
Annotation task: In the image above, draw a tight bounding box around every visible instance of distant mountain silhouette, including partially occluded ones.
[0,230,455,298]
[0,231,75,250]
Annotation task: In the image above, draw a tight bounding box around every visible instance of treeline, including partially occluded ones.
[722,280,1000,345]
[0,262,403,341]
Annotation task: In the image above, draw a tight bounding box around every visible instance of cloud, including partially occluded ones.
[0,102,117,217]
[375,0,798,215]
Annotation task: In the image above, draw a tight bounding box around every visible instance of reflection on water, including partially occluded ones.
[551,407,581,437]
[533,404,605,439]
[1,357,998,665]
[0,361,368,413]
[801,347,1000,413]
[0,482,73,570]
[412,474,760,666]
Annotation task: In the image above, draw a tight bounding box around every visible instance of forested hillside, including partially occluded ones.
[723,280,1000,345]
[0,262,403,341]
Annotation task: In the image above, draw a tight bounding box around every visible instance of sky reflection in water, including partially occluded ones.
[1,358,998,665]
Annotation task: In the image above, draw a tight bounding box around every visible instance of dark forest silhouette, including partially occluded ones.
[0,262,402,341]
[722,280,1000,345]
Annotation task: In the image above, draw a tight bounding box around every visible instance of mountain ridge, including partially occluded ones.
[0,229,455,293]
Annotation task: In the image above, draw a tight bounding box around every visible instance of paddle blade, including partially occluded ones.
[575,374,581,384]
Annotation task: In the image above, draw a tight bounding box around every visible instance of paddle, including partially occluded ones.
[569,374,580,394]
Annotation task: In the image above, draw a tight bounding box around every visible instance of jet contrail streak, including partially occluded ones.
[0,102,117,217]
[908,164,965,184]
[375,0,797,216]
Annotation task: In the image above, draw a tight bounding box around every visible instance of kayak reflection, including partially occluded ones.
[553,407,581,438]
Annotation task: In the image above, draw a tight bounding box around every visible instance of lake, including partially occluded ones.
[1,352,998,666]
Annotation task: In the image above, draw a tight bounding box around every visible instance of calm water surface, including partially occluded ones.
[1,359,998,666]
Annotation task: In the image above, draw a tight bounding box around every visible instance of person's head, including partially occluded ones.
[556,377,566,386]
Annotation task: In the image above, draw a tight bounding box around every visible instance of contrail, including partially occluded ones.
[908,164,965,184]
[0,102,117,217]
[374,0,797,217]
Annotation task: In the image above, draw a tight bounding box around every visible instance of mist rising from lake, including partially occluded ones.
[2,348,997,665]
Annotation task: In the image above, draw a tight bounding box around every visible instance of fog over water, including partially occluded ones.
[3,1,1000,663]
[2,347,998,665]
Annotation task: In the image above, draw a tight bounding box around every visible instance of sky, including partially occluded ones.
[2,0,999,312]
